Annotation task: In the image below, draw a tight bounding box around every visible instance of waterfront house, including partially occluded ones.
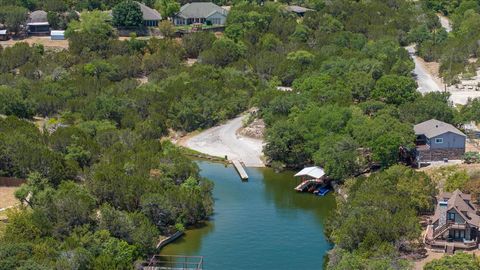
[173,2,228,26]
[27,10,50,36]
[136,1,162,27]
[426,190,480,252]
[414,119,466,162]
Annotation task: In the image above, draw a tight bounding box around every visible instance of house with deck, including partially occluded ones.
[414,119,466,162]
[426,190,480,252]
[27,10,50,35]
[173,2,228,26]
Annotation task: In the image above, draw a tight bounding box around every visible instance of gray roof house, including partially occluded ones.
[414,119,466,162]
[285,5,314,16]
[27,10,50,35]
[173,2,228,26]
[426,190,480,252]
[135,1,162,27]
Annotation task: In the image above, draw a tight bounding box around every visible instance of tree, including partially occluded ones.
[66,11,115,54]
[112,0,143,28]
[155,0,180,18]
[199,38,246,67]
[0,6,28,35]
[371,75,419,105]
[313,135,360,180]
[158,20,175,38]
[182,31,216,58]
[399,92,456,124]
[0,86,34,118]
[424,253,480,270]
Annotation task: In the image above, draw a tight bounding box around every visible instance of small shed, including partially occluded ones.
[28,10,50,35]
[51,30,65,40]
[294,166,325,180]
[0,29,8,41]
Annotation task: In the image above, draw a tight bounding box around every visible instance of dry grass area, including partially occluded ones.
[412,250,444,270]
[0,187,19,210]
[467,139,480,153]
[0,37,68,49]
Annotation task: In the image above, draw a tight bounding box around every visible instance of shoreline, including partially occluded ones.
[173,115,266,168]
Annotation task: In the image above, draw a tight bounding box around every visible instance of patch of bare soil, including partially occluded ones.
[137,76,149,85]
[238,118,265,139]
[0,37,68,49]
[185,58,197,66]
[0,187,19,210]
[412,250,445,270]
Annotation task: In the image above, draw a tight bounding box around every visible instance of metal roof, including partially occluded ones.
[294,166,325,179]
[0,30,7,35]
[51,30,65,35]
[28,10,48,24]
[177,2,227,19]
[285,5,314,14]
[414,119,465,138]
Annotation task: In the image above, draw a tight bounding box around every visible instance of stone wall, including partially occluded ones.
[418,148,465,162]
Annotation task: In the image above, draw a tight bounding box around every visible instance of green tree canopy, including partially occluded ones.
[112,0,143,28]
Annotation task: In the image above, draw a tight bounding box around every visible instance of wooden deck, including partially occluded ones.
[232,160,248,180]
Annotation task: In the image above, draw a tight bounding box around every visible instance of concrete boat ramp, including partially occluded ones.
[179,115,264,180]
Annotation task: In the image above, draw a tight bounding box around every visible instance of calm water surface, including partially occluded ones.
[161,161,336,269]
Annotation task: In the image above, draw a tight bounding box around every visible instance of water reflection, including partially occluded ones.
[161,161,335,270]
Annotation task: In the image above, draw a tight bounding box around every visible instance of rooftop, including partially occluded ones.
[294,166,325,179]
[414,119,465,138]
[28,10,48,24]
[135,1,162,21]
[432,189,480,228]
[285,5,314,14]
[177,2,228,19]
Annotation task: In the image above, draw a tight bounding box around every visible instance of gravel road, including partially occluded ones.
[182,116,265,167]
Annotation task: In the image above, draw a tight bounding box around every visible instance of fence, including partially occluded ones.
[0,177,26,187]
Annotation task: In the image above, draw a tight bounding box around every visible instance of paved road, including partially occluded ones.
[183,116,265,167]
[406,45,443,93]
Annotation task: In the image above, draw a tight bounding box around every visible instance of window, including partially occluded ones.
[435,138,443,144]
[448,212,455,221]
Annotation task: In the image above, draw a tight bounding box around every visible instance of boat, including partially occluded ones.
[315,187,330,196]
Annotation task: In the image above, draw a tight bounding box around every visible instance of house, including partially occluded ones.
[173,2,228,26]
[426,190,480,252]
[50,30,65,40]
[285,5,314,16]
[27,10,50,35]
[136,1,162,27]
[0,29,9,41]
[414,119,466,162]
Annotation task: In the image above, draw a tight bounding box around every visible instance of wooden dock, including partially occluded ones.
[232,160,248,180]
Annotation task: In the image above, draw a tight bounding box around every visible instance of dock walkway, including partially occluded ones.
[232,160,248,180]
